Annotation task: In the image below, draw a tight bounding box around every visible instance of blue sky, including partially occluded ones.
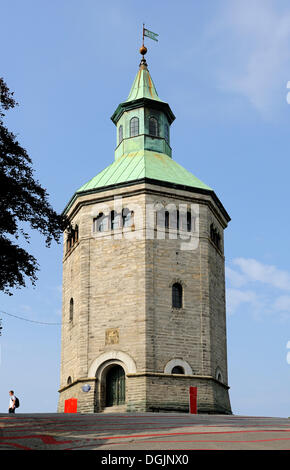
[1,0,290,416]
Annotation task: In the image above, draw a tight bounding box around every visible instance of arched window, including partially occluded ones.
[74,225,79,243]
[94,213,106,232]
[171,366,184,375]
[66,225,79,252]
[216,368,223,383]
[156,208,169,229]
[67,376,72,385]
[164,123,169,143]
[172,283,182,309]
[130,117,139,137]
[122,208,133,228]
[149,116,158,136]
[210,223,221,249]
[69,298,74,322]
[118,125,123,143]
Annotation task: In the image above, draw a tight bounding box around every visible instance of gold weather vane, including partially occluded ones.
[140,24,159,58]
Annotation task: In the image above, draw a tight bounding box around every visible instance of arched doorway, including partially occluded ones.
[105,365,125,407]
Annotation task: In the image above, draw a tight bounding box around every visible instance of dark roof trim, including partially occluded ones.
[63,177,231,222]
[111,98,176,125]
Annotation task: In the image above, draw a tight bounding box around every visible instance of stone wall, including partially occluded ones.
[58,181,231,414]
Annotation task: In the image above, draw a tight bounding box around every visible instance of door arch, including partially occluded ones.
[105,365,125,407]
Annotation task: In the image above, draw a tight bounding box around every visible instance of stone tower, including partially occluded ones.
[57,52,232,414]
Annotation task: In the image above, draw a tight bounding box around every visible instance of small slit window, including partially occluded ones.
[187,212,192,232]
[165,211,169,229]
[67,376,72,385]
[69,298,74,322]
[110,210,119,230]
[149,117,158,136]
[130,117,139,137]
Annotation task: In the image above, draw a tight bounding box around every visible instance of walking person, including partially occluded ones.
[8,390,16,414]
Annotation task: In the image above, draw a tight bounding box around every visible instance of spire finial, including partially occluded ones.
[140,23,148,62]
[139,25,159,68]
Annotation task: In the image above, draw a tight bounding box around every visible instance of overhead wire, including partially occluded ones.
[0,309,65,325]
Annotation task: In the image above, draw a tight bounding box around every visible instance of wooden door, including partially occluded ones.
[106,365,125,406]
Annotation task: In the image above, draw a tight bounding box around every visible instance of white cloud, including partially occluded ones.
[226,257,290,318]
[233,258,290,291]
[208,0,290,116]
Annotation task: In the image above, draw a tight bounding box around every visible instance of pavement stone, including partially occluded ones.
[0,413,290,451]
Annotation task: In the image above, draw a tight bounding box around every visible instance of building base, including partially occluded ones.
[58,373,231,415]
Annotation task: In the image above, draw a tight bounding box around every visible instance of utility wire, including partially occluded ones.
[0,310,65,325]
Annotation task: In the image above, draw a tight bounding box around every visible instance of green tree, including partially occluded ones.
[0,77,67,295]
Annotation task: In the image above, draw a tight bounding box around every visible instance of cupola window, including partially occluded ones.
[130,117,139,137]
[118,125,123,143]
[149,116,158,136]
[165,123,169,143]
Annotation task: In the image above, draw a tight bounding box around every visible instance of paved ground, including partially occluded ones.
[0,412,290,450]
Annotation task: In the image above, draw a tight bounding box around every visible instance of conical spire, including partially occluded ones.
[126,57,163,103]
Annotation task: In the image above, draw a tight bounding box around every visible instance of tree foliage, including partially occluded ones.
[0,77,68,295]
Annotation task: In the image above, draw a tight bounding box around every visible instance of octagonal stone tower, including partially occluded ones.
[57,54,232,414]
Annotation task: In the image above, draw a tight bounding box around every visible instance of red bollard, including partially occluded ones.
[64,398,78,413]
[189,386,197,414]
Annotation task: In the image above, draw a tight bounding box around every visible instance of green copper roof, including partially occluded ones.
[63,57,226,218]
[126,60,163,103]
[111,59,175,125]
[77,151,212,194]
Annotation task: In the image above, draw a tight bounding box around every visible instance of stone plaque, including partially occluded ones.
[105,328,119,345]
